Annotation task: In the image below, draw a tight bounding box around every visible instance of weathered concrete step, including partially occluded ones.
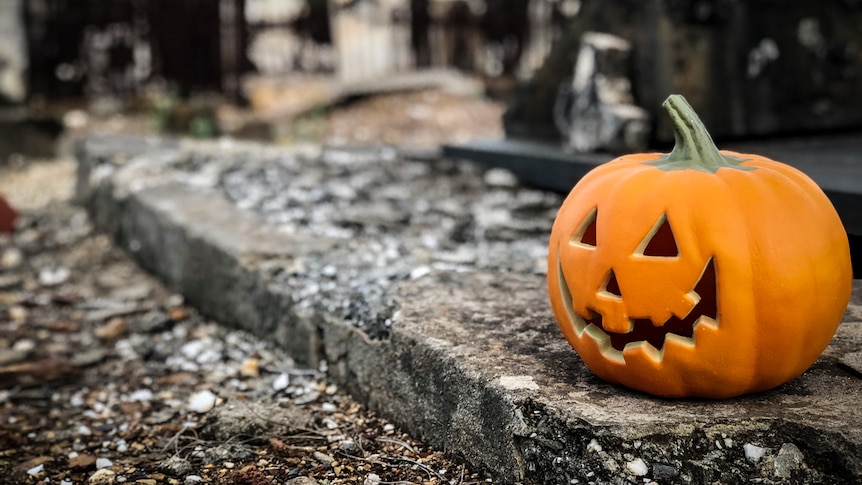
[76,135,862,484]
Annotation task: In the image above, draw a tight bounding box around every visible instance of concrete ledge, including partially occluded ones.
[76,135,862,483]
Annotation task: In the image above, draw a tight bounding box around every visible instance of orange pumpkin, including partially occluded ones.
[547,94,853,398]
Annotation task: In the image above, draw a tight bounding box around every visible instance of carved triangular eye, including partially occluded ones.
[636,214,679,257]
[570,208,598,249]
[599,269,622,299]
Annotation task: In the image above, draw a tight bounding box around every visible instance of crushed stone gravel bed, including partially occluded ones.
[0,199,488,485]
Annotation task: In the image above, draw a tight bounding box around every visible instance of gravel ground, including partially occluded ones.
[0,88,503,485]
[0,175,489,485]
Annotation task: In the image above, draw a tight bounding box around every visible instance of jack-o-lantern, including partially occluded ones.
[547,95,853,398]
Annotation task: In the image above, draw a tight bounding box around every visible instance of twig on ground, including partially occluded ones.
[382,456,450,484]
[375,436,416,453]
[161,425,200,453]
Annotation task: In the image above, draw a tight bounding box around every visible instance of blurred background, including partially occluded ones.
[0,0,567,158]
[2,0,861,152]
[1,0,861,212]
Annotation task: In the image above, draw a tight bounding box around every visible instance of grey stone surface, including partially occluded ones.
[76,135,862,484]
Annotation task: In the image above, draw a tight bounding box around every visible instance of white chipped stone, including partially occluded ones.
[744,443,767,464]
[27,464,44,476]
[116,439,129,453]
[128,389,154,402]
[410,265,432,280]
[187,390,217,413]
[364,473,382,485]
[38,266,71,286]
[321,402,338,412]
[96,457,113,469]
[626,458,648,476]
[272,373,290,391]
[498,375,540,391]
[587,439,602,453]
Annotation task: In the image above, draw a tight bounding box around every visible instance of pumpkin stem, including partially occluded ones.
[648,95,752,173]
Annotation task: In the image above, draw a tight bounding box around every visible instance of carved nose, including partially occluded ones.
[594,269,631,333]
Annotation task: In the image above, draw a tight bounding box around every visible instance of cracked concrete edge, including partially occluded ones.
[322,316,529,480]
[75,136,531,481]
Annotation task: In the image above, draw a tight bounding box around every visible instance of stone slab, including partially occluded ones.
[76,135,862,484]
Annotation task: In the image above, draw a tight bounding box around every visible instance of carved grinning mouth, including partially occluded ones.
[556,257,719,363]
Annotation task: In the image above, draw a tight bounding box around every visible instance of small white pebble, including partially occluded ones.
[128,389,154,402]
[364,473,381,485]
[410,266,432,280]
[27,464,44,476]
[586,439,602,453]
[744,443,767,464]
[13,339,35,352]
[1,247,23,268]
[626,458,648,476]
[185,475,203,484]
[320,402,338,412]
[272,373,289,391]
[116,439,129,453]
[187,390,217,413]
[484,167,519,187]
[96,457,113,469]
[39,266,70,286]
[223,462,235,469]
[61,480,73,485]
[383,424,395,432]
[78,425,93,436]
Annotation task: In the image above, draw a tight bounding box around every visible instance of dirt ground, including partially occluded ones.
[0,89,504,485]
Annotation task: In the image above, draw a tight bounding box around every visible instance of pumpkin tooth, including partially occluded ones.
[623,340,663,362]
[664,333,696,349]
[557,256,589,335]
[686,289,702,308]
[585,324,625,363]
[693,315,718,330]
